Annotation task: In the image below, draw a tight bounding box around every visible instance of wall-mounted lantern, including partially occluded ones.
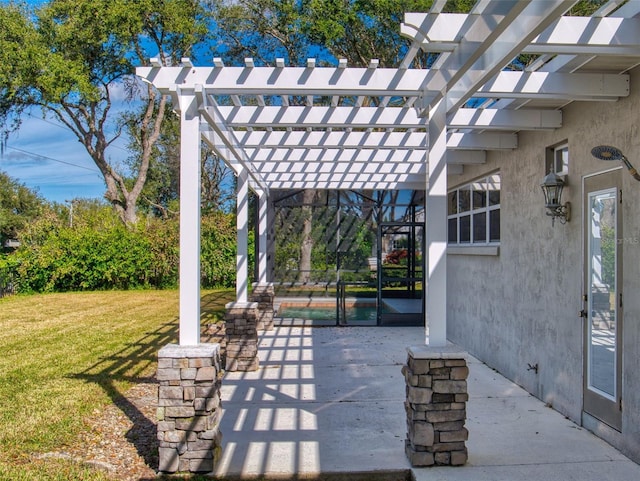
[540,171,570,226]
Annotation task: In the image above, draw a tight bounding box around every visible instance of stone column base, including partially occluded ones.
[157,344,223,474]
[250,282,275,331]
[403,345,469,467]
[225,302,259,371]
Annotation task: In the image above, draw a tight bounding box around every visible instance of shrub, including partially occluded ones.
[201,211,253,288]
[7,205,250,293]
[145,216,180,289]
[13,210,155,292]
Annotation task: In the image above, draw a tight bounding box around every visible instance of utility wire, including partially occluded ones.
[1,145,101,173]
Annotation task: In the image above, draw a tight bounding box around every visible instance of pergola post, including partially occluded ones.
[426,96,448,347]
[236,169,249,303]
[403,95,468,468]
[179,93,201,347]
[266,198,276,281]
[257,191,268,284]
[248,190,275,331]
[157,91,223,476]
[224,168,260,371]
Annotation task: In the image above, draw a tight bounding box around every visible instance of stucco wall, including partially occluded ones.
[446,66,640,462]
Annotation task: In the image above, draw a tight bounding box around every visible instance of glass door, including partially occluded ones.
[583,171,622,431]
[378,222,424,326]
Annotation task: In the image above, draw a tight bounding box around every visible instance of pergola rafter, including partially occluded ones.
[216,105,427,129]
[137,0,640,347]
[136,66,628,192]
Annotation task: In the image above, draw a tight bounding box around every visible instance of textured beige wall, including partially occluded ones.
[446,66,640,462]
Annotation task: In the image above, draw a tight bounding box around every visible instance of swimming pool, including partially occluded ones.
[277,305,377,322]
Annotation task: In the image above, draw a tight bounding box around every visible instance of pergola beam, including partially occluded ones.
[200,130,242,174]
[404,15,640,56]
[247,152,481,170]
[217,105,426,129]
[447,150,486,164]
[476,71,628,100]
[235,130,428,149]
[244,148,426,163]
[234,129,520,151]
[137,68,627,103]
[137,65,433,97]
[236,148,485,163]
[254,159,424,176]
[448,108,562,130]
[220,131,510,152]
[194,86,269,192]
[219,105,563,130]
[409,1,580,112]
[216,147,484,164]
[448,132,517,150]
[256,172,427,191]
[443,0,579,111]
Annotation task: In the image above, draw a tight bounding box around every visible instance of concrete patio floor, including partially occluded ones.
[213,324,640,480]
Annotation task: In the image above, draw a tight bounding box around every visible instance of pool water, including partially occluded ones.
[278,305,377,322]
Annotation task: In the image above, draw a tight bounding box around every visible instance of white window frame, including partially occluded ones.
[447,173,500,246]
[553,143,569,176]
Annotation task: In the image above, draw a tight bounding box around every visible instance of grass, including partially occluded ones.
[0,289,234,481]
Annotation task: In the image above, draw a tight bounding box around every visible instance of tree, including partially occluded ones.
[0,1,208,225]
[123,106,234,218]
[207,1,442,284]
[208,0,442,68]
[208,0,312,67]
[302,0,436,67]
[297,189,316,283]
[0,171,45,249]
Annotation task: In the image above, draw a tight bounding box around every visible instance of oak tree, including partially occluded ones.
[0,0,207,225]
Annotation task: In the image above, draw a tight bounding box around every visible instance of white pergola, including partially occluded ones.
[137,0,640,347]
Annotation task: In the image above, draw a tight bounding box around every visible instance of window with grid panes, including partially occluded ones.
[447,173,500,245]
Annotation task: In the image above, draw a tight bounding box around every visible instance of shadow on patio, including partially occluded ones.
[215,324,412,479]
[214,324,640,481]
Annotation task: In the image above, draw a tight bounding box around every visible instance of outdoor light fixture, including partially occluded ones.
[591,145,640,181]
[540,171,570,226]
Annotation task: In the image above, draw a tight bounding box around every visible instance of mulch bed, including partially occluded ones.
[38,323,226,480]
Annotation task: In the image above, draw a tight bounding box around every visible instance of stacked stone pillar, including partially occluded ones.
[157,344,223,474]
[224,301,259,371]
[250,282,275,331]
[403,346,469,467]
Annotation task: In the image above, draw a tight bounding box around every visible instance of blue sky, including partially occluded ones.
[1,112,111,202]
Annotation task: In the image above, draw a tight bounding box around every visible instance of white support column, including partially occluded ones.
[267,199,276,281]
[257,192,268,284]
[236,169,249,302]
[426,97,448,347]
[179,93,202,346]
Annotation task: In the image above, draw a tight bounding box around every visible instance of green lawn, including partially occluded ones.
[0,289,234,481]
